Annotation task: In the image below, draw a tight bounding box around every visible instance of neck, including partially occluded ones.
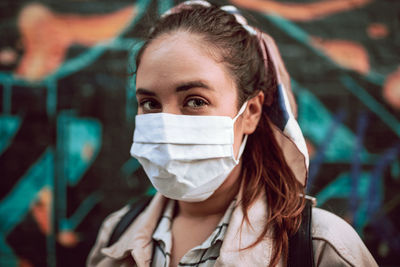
[176,163,242,218]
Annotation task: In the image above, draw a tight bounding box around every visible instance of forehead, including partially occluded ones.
[136,31,237,94]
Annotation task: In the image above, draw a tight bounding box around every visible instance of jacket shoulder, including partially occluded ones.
[311,207,378,267]
[86,205,130,266]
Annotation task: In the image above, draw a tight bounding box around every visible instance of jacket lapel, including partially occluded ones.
[101,193,167,267]
[99,189,279,266]
[215,191,279,266]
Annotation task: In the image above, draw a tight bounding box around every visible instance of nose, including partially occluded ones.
[162,103,181,115]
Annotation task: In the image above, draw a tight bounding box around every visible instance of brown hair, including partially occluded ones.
[135,4,305,266]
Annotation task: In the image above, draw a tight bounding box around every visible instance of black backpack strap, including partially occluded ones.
[288,197,315,267]
[107,196,153,247]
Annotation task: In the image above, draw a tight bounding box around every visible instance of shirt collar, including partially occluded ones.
[152,197,237,253]
[197,198,237,249]
[152,198,175,254]
[99,185,275,267]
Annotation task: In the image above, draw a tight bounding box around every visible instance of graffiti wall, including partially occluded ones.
[0,0,399,266]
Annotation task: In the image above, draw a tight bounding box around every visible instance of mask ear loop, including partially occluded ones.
[232,101,249,162]
[234,135,248,162]
[233,101,248,122]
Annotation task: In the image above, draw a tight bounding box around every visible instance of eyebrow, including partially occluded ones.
[136,88,156,96]
[136,81,213,96]
[175,81,213,92]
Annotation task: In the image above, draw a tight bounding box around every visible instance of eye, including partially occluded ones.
[185,97,208,109]
[139,99,161,112]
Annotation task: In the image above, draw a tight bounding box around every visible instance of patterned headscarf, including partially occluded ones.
[161,1,309,186]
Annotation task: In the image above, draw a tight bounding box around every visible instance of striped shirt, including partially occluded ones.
[151,198,237,267]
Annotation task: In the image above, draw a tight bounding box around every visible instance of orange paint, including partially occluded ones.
[58,231,80,248]
[231,0,372,22]
[305,138,316,158]
[383,67,400,110]
[18,258,34,267]
[15,3,137,81]
[367,23,389,39]
[82,143,95,162]
[31,188,52,235]
[311,37,370,74]
[0,48,18,65]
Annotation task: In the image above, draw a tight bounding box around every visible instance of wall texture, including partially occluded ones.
[0,0,399,266]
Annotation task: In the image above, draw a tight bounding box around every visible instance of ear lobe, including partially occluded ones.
[243,91,264,135]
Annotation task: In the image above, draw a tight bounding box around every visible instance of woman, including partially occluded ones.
[88,1,377,266]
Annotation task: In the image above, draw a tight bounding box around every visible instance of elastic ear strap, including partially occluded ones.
[233,101,248,122]
[235,134,248,162]
[233,101,248,162]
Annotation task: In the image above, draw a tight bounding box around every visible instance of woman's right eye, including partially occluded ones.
[139,99,161,112]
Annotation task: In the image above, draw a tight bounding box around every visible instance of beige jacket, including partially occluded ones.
[87,192,378,267]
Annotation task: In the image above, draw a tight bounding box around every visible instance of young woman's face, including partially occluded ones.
[135,31,245,156]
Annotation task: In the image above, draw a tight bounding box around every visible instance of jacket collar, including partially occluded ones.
[215,190,278,266]
[100,193,167,266]
[100,187,279,267]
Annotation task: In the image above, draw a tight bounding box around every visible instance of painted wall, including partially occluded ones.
[0,0,399,266]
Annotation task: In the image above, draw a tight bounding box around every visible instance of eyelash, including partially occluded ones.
[138,96,210,113]
[184,96,209,109]
[139,99,161,112]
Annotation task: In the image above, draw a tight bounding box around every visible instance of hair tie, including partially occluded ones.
[219,5,257,35]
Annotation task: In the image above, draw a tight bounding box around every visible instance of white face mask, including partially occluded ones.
[130,102,248,202]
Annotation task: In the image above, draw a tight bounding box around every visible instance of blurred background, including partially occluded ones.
[0,0,399,266]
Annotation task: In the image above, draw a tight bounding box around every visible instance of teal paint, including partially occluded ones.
[57,112,102,186]
[126,73,138,122]
[352,172,374,233]
[0,0,152,90]
[46,232,56,267]
[2,79,12,114]
[392,160,400,180]
[365,71,386,86]
[146,186,157,196]
[0,72,44,88]
[264,14,384,87]
[126,40,144,122]
[293,80,372,163]
[55,112,102,238]
[316,171,381,234]
[0,149,53,234]
[120,0,152,36]
[158,0,173,15]
[60,192,103,231]
[266,14,311,46]
[47,45,114,81]
[0,236,17,267]
[340,75,400,137]
[56,112,68,229]
[264,13,397,133]
[46,38,142,82]
[0,115,22,155]
[44,0,150,81]
[264,14,394,234]
[121,157,141,177]
[106,38,137,51]
[46,79,57,118]
[0,3,151,263]
[47,148,56,267]
[315,172,368,206]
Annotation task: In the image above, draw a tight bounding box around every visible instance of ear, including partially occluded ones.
[243,91,264,135]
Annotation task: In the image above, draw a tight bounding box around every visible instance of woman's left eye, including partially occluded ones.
[185,98,208,108]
